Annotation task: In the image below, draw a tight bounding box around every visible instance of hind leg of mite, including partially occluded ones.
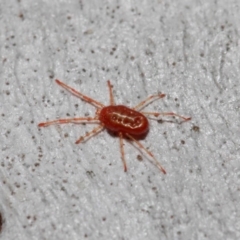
[119,132,127,172]
[126,133,166,174]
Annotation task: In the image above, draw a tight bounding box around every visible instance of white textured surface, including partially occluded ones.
[1,0,240,239]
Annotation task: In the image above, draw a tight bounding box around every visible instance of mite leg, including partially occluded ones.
[119,132,127,172]
[38,117,100,127]
[125,133,166,174]
[133,93,166,111]
[56,79,105,109]
[107,80,115,105]
[141,112,191,121]
[75,125,104,144]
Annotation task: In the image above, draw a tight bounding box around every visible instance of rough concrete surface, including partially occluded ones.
[0,0,240,239]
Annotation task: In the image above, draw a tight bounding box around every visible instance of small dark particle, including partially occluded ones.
[0,212,3,233]
[19,13,24,20]
[137,155,143,161]
[86,171,95,178]
[157,119,164,124]
[192,125,200,132]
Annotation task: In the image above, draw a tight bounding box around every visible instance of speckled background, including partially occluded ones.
[0,0,240,239]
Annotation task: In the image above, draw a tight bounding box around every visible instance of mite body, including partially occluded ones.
[99,105,149,135]
[38,79,191,174]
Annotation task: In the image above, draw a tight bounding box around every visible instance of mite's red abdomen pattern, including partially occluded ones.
[99,105,149,135]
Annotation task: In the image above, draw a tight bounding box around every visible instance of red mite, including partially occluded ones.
[38,79,191,174]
